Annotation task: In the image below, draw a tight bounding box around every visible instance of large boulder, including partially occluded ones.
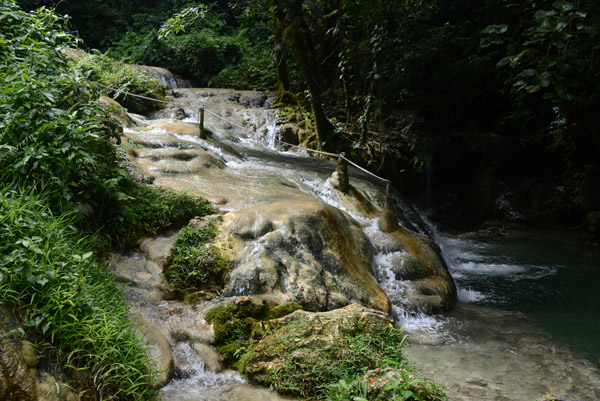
[236,304,446,400]
[371,227,457,314]
[218,199,391,313]
[242,304,394,384]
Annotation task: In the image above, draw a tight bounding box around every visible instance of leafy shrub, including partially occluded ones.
[0,1,122,218]
[0,3,213,399]
[74,51,167,115]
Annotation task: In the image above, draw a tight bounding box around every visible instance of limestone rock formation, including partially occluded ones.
[219,198,391,313]
[129,312,175,388]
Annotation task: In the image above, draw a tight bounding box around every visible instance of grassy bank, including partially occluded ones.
[0,1,212,398]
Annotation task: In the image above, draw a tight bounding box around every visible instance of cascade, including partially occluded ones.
[112,88,600,401]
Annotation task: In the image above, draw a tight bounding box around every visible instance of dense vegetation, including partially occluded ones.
[0,1,212,398]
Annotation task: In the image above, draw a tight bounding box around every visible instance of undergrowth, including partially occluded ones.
[73,51,167,115]
[0,187,157,400]
[0,2,212,399]
[163,218,231,298]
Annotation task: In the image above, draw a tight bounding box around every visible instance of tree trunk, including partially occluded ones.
[287,0,334,148]
[272,0,289,96]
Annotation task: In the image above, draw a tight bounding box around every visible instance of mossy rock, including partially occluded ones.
[164,217,232,299]
[263,302,303,320]
[205,297,269,344]
[218,343,245,366]
[206,298,305,367]
[184,290,218,305]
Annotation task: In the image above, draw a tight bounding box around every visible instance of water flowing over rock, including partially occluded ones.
[219,199,391,312]
[120,88,456,314]
[126,64,192,88]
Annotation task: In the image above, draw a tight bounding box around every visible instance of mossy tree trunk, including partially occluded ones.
[273,0,289,96]
[277,0,334,148]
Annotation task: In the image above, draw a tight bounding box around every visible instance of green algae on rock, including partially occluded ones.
[206,301,447,400]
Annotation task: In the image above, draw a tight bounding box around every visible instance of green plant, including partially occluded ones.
[0,3,213,399]
[0,186,157,400]
[326,378,369,401]
[74,51,167,115]
[163,218,231,298]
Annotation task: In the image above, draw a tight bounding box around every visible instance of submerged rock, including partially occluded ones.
[144,121,201,137]
[219,198,391,313]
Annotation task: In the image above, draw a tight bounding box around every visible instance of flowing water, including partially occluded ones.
[119,88,600,401]
[402,224,600,400]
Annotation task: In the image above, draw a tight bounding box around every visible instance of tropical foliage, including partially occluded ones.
[1,1,211,398]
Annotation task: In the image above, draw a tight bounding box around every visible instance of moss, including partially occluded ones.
[183,290,217,305]
[218,343,244,365]
[206,298,305,368]
[262,302,304,320]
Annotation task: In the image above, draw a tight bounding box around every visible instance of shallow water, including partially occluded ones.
[402,223,600,400]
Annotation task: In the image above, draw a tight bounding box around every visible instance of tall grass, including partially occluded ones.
[0,2,214,399]
[0,186,157,399]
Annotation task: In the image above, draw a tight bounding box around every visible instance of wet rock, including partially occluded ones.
[126,64,191,88]
[184,290,218,305]
[374,228,456,313]
[37,373,79,401]
[149,107,188,120]
[129,312,175,387]
[279,124,300,146]
[144,121,201,137]
[140,234,176,265]
[109,253,162,288]
[239,92,270,108]
[96,95,139,128]
[0,308,37,401]
[332,183,456,313]
[132,147,226,177]
[220,199,391,313]
[20,341,38,368]
[330,157,349,193]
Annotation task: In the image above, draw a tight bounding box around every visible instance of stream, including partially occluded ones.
[116,88,600,401]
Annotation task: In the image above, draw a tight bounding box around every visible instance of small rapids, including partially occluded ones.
[117,88,600,401]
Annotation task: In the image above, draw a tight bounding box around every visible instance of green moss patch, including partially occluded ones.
[206,302,447,401]
[163,217,232,298]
